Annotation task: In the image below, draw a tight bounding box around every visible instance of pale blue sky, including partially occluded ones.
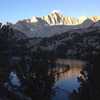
[0,0,99,23]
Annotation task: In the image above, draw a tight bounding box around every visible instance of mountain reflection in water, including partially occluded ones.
[52,59,85,100]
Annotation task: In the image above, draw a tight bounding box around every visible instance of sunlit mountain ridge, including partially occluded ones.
[8,11,100,37]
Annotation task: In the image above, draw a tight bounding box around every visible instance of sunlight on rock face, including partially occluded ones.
[31,16,38,23]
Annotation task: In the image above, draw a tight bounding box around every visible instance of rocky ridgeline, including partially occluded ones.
[11,11,100,37]
[7,11,100,59]
[16,11,100,25]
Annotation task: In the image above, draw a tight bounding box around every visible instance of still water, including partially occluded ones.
[52,59,85,100]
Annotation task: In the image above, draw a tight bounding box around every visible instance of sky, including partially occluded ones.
[0,0,100,23]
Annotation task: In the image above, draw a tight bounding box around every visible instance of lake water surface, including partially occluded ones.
[52,59,85,100]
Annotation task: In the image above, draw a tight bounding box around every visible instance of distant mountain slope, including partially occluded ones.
[31,27,100,59]
[11,11,100,37]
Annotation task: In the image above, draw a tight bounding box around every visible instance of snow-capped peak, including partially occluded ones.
[51,10,62,14]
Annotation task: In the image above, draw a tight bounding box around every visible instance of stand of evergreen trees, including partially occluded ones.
[0,23,56,100]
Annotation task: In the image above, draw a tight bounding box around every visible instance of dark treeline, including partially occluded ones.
[70,51,100,100]
[0,23,56,100]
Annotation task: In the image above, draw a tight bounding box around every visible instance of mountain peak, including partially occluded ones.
[51,10,62,14]
[15,13,100,28]
[13,14,100,38]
